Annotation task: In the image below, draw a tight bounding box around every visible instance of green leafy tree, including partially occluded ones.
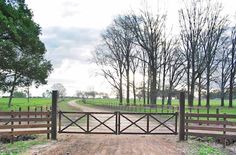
[0,0,52,107]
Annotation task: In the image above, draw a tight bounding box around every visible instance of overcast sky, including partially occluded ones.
[25,0,236,96]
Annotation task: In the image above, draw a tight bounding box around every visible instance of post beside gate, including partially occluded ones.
[179,91,185,141]
[51,90,58,140]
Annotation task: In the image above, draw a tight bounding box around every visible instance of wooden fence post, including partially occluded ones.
[51,90,58,140]
[179,91,185,141]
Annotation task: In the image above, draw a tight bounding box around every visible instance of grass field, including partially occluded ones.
[0,98,52,111]
[80,98,236,115]
[82,98,236,107]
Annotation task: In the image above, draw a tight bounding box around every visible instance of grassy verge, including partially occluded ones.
[0,135,48,155]
[186,140,230,155]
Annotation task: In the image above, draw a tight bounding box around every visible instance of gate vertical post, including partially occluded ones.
[147,113,149,134]
[179,92,185,141]
[175,112,178,134]
[87,113,90,133]
[116,111,120,135]
[51,90,58,140]
[58,111,61,133]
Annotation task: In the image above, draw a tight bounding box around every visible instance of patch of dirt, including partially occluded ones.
[25,134,185,155]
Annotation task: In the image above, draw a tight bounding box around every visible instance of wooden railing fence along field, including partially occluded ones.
[0,109,51,142]
[178,92,236,148]
[0,91,58,143]
[90,100,228,116]
[185,113,236,147]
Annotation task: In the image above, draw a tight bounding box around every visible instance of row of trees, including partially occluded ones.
[94,0,236,107]
[0,0,52,107]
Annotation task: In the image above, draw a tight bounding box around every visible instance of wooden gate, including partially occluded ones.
[58,111,178,135]
[119,112,178,134]
[58,111,117,134]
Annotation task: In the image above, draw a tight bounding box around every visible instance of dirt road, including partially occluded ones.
[25,100,186,155]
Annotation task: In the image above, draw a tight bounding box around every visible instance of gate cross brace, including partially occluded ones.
[120,114,147,133]
[60,113,86,132]
[89,114,116,133]
[149,114,175,133]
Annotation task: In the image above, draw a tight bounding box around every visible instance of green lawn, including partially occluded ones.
[0,98,52,111]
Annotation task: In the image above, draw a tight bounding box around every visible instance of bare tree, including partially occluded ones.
[179,0,209,106]
[114,16,135,106]
[201,2,227,107]
[229,26,236,107]
[94,21,127,104]
[94,43,124,104]
[167,40,185,105]
[215,38,231,106]
[119,11,166,106]
[160,37,172,105]
[52,83,66,98]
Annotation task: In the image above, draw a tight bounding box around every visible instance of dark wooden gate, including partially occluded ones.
[58,111,117,134]
[58,111,178,135]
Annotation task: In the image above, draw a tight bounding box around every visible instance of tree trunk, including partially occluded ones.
[8,75,17,107]
[189,75,195,107]
[150,65,157,106]
[187,53,190,106]
[126,69,130,106]
[27,86,30,103]
[161,63,166,106]
[142,62,146,105]
[220,86,224,107]
[167,84,173,105]
[220,61,225,107]
[206,65,210,107]
[133,72,136,106]
[198,76,201,106]
[229,75,234,107]
[147,65,150,105]
[167,92,172,105]
[119,72,123,105]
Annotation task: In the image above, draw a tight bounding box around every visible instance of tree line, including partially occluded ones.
[0,0,52,107]
[94,0,236,107]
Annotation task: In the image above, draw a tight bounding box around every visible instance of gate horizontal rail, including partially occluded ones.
[58,111,178,135]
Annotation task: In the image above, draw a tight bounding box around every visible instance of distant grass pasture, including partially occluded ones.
[80,98,236,115]
[0,98,51,111]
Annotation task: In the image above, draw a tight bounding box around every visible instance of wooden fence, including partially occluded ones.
[0,91,58,143]
[177,92,236,147]
[0,110,51,142]
[185,113,236,147]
